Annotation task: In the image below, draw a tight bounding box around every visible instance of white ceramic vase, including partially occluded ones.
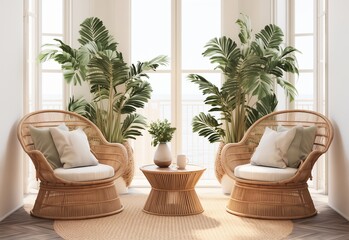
[154,142,172,167]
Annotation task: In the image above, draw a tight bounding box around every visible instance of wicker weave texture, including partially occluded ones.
[227,182,316,219]
[17,110,128,219]
[122,141,134,187]
[140,164,205,216]
[32,181,123,220]
[221,110,334,219]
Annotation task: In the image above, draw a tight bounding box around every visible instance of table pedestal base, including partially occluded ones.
[143,188,204,216]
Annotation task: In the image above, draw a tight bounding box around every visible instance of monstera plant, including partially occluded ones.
[188,14,299,183]
[39,17,168,187]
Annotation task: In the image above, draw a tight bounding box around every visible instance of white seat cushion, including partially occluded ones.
[234,163,298,182]
[54,163,114,182]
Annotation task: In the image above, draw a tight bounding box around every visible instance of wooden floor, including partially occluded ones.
[0,188,348,240]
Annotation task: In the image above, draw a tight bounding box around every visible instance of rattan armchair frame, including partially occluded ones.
[221,110,333,219]
[17,110,128,219]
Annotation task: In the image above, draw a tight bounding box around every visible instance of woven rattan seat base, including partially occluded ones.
[226,181,316,219]
[32,181,124,220]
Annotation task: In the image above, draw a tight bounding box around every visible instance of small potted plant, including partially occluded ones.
[148,119,176,167]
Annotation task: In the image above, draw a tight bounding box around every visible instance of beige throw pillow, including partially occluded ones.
[29,124,68,169]
[251,127,297,168]
[50,127,98,169]
[277,125,317,168]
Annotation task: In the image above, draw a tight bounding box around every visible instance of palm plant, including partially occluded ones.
[188,14,299,144]
[39,17,168,143]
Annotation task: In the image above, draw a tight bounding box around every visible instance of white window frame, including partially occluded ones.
[23,0,70,192]
[131,0,222,186]
[274,0,328,192]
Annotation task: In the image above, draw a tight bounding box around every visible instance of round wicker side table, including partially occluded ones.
[140,164,206,216]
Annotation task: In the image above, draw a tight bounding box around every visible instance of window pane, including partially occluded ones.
[182,0,221,70]
[295,72,314,110]
[148,73,171,99]
[41,72,63,109]
[295,36,314,70]
[294,0,313,34]
[41,0,63,33]
[131,0,171,70]
[29,0,35,13]
[182,73,221,180]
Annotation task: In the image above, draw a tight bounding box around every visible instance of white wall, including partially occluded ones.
[239,0,273,32]
[328,0,349,220]
[0,1,24,221]
[222,0,273,39]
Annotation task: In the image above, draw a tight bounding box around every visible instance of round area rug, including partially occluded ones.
[54,194,293,240]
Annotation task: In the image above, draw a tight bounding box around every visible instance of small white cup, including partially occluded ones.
[177,154,188,169]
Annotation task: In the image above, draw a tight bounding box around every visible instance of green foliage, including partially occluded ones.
[148,119,176,147]
[189,14,299,144]
[39,17,168,143]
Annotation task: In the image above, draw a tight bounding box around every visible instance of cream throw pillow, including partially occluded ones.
[50,127,98,169]
[251,127,297,168]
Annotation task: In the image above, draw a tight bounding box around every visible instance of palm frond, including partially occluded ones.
[277,47,299,74]
[246,93,278,128]
[203,36,240,72]
[37,47,59,62]
[78,17,117,51]
[236,14,252,44]
[192,113,224,143]
[277,77,298,101]
[121,113,147,141]
[187,74,221,99]
[38,39,88,85]
[87,52,128,94]
[255,24,284,50]
[141,55,169,71]
[68,96,97,122]
[129,55,168,81]
[121,80,152,114]
[187,74,231,113]
[67,96,89,117]
[62,64,86,85]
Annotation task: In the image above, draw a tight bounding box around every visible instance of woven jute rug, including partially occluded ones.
[54,194,293,240]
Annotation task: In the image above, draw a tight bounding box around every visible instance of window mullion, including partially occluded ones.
[172,0,182,156]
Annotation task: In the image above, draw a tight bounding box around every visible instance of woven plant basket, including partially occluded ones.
[122,141,134,187]
[214,142,225,183]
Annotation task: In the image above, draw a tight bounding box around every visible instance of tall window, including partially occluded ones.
[25,0,67,113]
[131,0,222,185]
[291,0,327,191]
[292,0,324,113]
[276,0,327,191]
[24,0,67,190]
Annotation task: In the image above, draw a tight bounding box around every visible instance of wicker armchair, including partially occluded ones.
[17,110,128,219]
[221,110,333,219]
